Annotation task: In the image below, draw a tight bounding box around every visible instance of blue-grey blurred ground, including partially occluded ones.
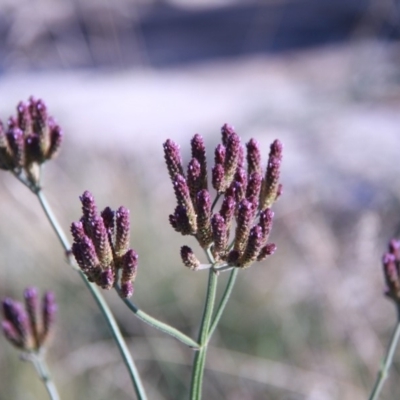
[1,1,400,399]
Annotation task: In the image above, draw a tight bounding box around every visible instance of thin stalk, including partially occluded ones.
[368,309,400,400]
[207,268,238,340]
[189,269,218,400]
[29,352,60,400]
[116,285,199,349]
[35,189,147,400]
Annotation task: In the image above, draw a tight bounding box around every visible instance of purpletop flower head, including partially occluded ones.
[71,191,139,298]
[164,125,283,271]
[2,288,56,352]
[0,97,63,188]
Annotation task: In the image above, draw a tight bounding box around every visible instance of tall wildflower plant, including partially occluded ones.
[0,98,283,400]
[369,239,400,400]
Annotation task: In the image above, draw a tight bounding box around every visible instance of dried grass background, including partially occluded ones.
[1,1,400,399]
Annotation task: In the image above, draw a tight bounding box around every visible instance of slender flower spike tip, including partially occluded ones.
[181,246,201,270]
[1,288,56,352]
[71,191,139,298]
[260,139,283,210]
[0,98,63,189]
[164,125,283,271]
[191,134,208,190]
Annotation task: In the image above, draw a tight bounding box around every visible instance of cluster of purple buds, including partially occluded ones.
[382,239,400,303]
[0,97,62,186]
[164,124,283,270]
[71,191,138,298]
[2,288,56,352]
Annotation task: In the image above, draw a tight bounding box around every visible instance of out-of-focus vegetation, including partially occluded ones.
[1,1,400,399]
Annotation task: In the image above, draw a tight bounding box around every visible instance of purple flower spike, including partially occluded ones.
[2,320,24,349]
[260,139,283,210]
[187,158,202,206]
[121,282,134,299]
[24,287,40,348]
[214,144,226,165]
[224,132,241,188]
[163,139,184,182]
[257,243,277,261]
[93,216,113,267]
[2,298,31,349]
[100,268,115,290]
[46,125,63,160]
[180,245,200,270]
[196,189,213,248]
[238,225,264,268]
[211,213,228,260]
[172,175,197,234]
[80,190,98,235]
[119,250,138,298]
[221,123,236,146]
[101,207,115,234]
[246,139,262,175]
[41,291,57,343]
[234,199,254,254]
[191,134,208,190]
[212,163,225,193]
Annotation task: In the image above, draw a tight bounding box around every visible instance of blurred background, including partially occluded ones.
[1,0,400,399]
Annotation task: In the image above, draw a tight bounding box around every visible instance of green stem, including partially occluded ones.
[35,189,147,400]
[29,352,60,400]
[116,285,199,349]
[208,268,238,340]
[189,269,218,400]
[368,310,400,400]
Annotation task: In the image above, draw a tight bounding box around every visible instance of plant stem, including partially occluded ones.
[35,189,148,400]
[189,269,218,400]
[116,285,199,349]
[368,309,400,400]
[208,268,238,340]
[29,352,60,400]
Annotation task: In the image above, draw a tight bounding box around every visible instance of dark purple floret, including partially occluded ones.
[70,221,86,242]
[42,291,57,341]
[47,125,63,159]
[212,164,225,193]
[246,139,262,175]
[214,144,226,165]
[224,132,241,187]
[163,139,184,182]
[7,127,24,168]
[24,287,39,348]
[2,320,23,348]
[191,134,208,190]
[101,206,115,233]
[221,123,236,146]
[257,243,277,261]
[239,225,264,268]
[219,195,235,229]
[92,216,113,266]
[80,190,98,235]
[121,282,134,298]
[234,199,254,254]
[196,189,213,248]
[100,268,115,290]
[180,245,200,270]
[187,158,202,205]
[211,213,228,259]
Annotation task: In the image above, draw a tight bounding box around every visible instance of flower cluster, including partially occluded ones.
[71,191,138,298]
[164,124,282,270]
[2,288,56,352]
[0,97,62,188]
[382,239,400,304]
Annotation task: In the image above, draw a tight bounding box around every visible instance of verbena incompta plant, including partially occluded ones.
[2,97,398,400]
